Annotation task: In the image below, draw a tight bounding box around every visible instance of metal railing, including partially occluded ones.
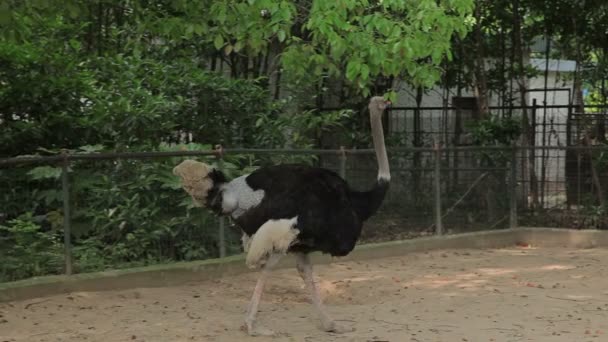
[1,144,607,280]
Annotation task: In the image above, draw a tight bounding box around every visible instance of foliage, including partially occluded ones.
[255,107,353,147]
[87,55,276,149]
[283,0,474,97]
[1,0,476,105]
[0,42,276,156]
[468,116,521,146]
[0,0,283,157]
[252,106,354,163]
[0,214,64,282]
[0,38,96,156]
[0,143,256,282]
[466,115,520,168]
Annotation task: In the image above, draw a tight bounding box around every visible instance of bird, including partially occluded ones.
[173,96,391,336]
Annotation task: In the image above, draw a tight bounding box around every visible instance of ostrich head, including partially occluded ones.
[368,96,391,113]
[173,160,216,207]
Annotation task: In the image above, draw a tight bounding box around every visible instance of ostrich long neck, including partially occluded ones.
[370,108,390,182]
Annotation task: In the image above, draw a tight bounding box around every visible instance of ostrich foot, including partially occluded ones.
[243,321,276,336]
[321,320,355,333]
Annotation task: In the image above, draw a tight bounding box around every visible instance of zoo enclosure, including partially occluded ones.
[2,144,607,282]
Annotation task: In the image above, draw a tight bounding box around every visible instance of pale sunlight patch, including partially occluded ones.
[477,268,517,276]
[539,264,575,271]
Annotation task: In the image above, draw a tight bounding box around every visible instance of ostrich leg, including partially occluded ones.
[295,253,354,333]
[244,253,282,336]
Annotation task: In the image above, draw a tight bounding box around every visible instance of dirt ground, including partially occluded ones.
[2,246,608,342]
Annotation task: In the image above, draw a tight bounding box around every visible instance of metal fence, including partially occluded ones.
[385,104,608,148]
[1,145,607,283]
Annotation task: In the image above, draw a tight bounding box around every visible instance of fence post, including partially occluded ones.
[215,145,226,258]
[509,144,518,229]
[434,143,443,235]
[60,150,73,275]
[218,217,226,258]
[339,146,347,179]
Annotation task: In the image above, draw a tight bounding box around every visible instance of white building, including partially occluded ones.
[388,56,577,208]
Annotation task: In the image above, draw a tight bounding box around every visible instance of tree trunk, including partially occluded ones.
[412,87,423,197]
[599,45,607,142]
[512,0,538,209]
[473,0,489,119]
[485,177,498,223]
[572,16,585,113]
[97,1,103,56]
[584,134,606,207]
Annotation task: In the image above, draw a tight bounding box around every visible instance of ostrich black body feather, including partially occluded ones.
[209,164,389,257]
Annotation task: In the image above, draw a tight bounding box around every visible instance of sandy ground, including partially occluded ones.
[2,246,608,342]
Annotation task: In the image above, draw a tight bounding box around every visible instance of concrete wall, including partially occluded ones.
[2,228,607,303]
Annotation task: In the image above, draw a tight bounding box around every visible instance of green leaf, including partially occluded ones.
[0,1,11,24]
[28,166,62,180]
[346,60,361,81]
[224,44,233,55]
[193,24,204,35]
[385,90,397,102]
[69,39,81,51]
[277,29,286,42]
[431,49,442,64]
[78,144,104,153]
[66,3,80,18]
[360,64,370,81]
[213,35,225,50]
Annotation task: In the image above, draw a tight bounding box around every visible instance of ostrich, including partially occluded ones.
[173,96,391,335]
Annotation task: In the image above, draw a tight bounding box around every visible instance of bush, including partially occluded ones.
[0,214,64,282]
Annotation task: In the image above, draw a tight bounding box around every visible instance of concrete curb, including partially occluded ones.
[1,228,606,303]
[518,227,608,248]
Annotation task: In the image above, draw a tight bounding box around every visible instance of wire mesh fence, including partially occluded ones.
[1,145,607,283]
